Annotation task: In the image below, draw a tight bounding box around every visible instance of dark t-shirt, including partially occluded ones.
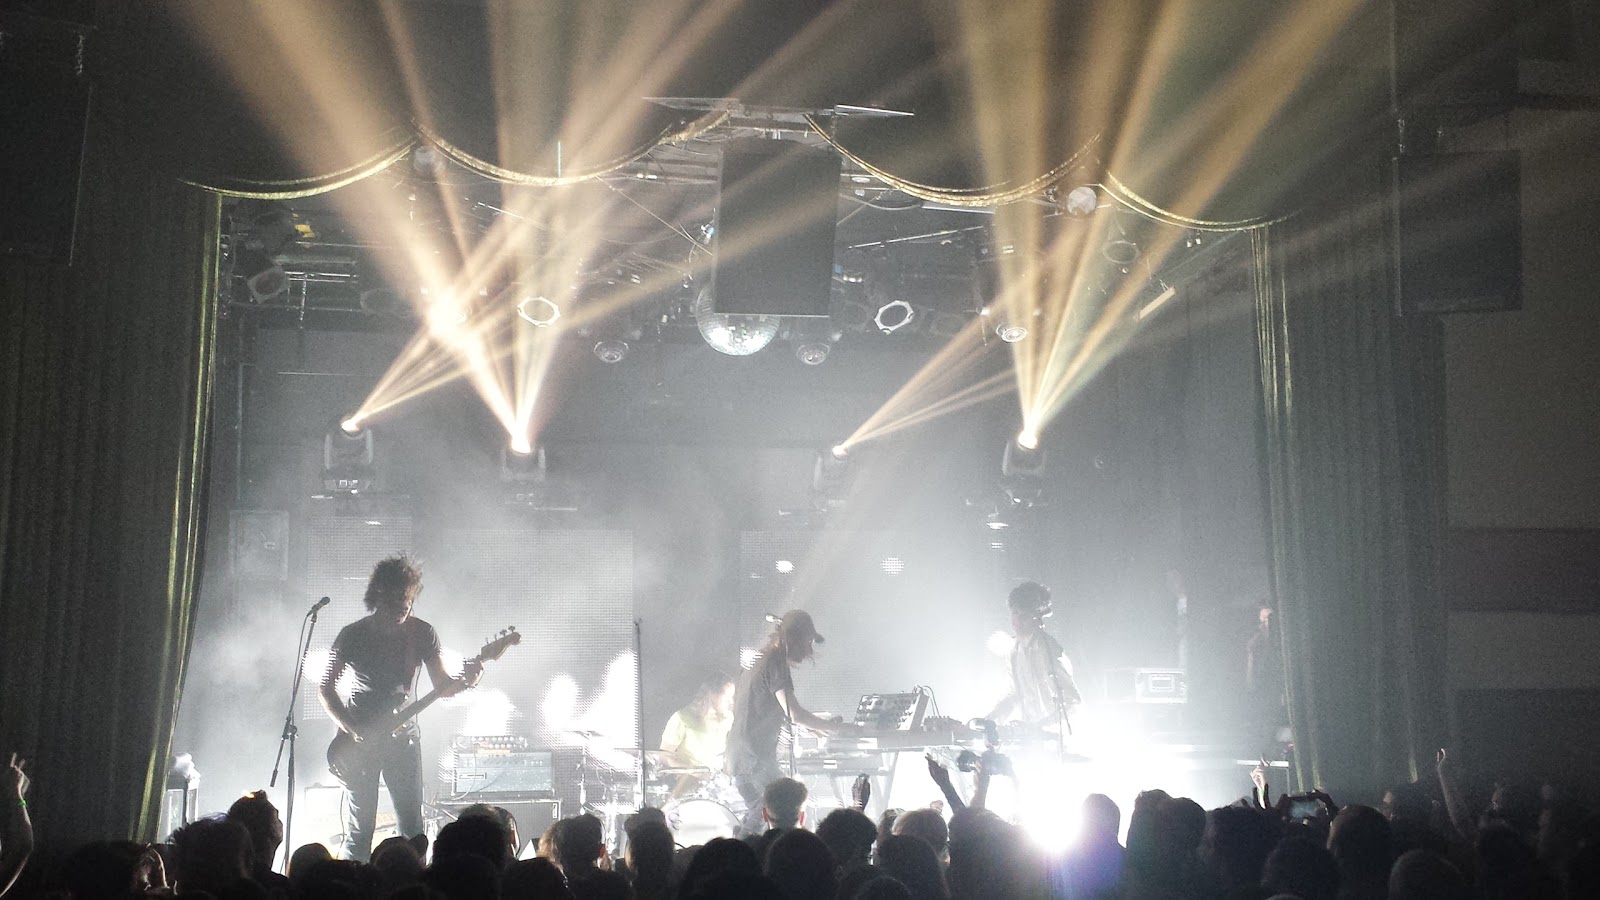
[331,615,441,721]
[726,650,794,773]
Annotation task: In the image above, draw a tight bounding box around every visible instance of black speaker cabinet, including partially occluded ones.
[1392,0,1517,112]
[0,61,91,263]
[712,138,839,318]
[1392,152,1521,315]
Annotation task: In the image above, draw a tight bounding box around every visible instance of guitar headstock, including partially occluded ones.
[474,626,522,663]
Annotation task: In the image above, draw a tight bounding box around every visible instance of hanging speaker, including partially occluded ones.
[712,138,839,318]
[0,23,91,264]
[1392,152,1521,315]
[1392,0,1517,113]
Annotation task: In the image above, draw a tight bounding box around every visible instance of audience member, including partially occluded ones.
[816,807,878,872]
[436,812,513,870]
[0,754,31,899]
[676,836,759,898]
[765,827,837,900]
[1388,848,1470,900]
[1325,805,1389,900]
[892,808,949,861]
[286,841,332,888]
[762,778,809,831]
[853,874,914,900]
[1056,793,1122,900]
[226,789,291,894]
[504,857,574,900]
[1261,835,1339,900]
[168,815,259,899]
[626,820,675,900]
[874,834,947,900]
[423,851,503,900]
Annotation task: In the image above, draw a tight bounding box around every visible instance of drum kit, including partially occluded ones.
[647,758,743,846]
[586,751,744,848]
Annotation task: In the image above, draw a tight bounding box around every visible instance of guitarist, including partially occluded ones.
[319,555,477,861]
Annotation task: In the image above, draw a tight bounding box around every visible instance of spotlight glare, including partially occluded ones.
[881,557,906,576]
[509,436,533,456]
[593,340,629,364]
[874,299,915,334]
[1017,430,1039,451]
[830,444,849,460]
[425,291,469,336]
[775,559,795,574]
[517,295,562,327]
[987,630,1016,657]
[340,417,363,435]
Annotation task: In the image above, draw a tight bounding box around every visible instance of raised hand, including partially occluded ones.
[851,773,871,810]
[3,753,27,802]
[926,755,954,789]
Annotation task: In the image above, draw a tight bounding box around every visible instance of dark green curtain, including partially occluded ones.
[1254,157,1449,798]
[0,10,221,848]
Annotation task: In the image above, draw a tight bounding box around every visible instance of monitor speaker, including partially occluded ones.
[1392,152,1521,315]
[712,138,839,318]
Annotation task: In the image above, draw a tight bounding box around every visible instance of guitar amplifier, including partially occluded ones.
[450,750,555,796]
[1103,668,1188,704]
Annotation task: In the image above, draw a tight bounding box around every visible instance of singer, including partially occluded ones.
[318,554,475,861]
[726,609,851,834]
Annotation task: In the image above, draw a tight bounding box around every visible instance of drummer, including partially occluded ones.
[659,672,736,795]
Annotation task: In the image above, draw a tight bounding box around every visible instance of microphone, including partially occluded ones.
[308,596,331,615]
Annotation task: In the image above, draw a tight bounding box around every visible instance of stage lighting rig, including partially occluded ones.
[874,298,915,334]
[322,417,375,494]
[812,444,853,510]
[794,342,830,365]
[516,294,562,328]
[1001,431,1047,507]
[593,340,629,364]
[231,201,298,303]
[982,305,1031,343]
[500,443,546,483]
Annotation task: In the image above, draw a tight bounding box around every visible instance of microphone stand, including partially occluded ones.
[271,598,326,869]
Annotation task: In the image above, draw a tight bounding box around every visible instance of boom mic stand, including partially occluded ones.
[271,596,329,869]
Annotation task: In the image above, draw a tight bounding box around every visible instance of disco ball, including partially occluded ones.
[692,290,780,356]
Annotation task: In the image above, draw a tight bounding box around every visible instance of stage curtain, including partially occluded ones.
[1254,157,1448,797]
[0,16,221,851]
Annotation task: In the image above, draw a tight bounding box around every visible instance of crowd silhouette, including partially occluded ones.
[3,746,1597,899]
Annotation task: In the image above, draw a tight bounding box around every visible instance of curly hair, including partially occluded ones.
[363,554,423,611]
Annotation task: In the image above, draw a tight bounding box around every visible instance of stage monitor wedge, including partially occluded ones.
[712,138,840,318]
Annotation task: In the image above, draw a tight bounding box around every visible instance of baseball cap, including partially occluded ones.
[779,609,825,645]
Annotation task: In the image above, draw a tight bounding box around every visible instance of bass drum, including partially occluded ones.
[663,797,740,846]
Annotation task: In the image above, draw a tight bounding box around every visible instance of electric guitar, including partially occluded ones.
[327,627,521,782]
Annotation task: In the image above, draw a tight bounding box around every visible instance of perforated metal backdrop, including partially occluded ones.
[430,528,636,754]
[298,512,416,721]
[736,529,1002,722]
[299,518,637,759]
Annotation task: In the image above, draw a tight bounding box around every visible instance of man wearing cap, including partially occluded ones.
[726,609,850,833]
[987,581,1081,733]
